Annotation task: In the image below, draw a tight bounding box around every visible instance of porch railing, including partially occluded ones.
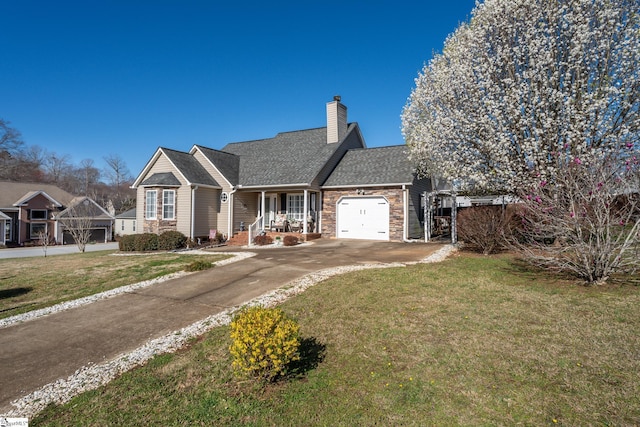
[248,216,264,246]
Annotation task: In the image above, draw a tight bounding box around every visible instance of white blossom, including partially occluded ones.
[402,0,640,193]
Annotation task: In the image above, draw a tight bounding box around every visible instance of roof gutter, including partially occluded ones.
[322,182,412,190]
[237,183,309,190]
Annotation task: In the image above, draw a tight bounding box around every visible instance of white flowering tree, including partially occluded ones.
[402,0,640,283]
[402,0,639,192]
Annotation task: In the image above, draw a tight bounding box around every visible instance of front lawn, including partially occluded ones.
[0,251,230,319]
[32,254,640,426]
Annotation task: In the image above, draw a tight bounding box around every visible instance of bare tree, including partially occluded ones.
[44,153,72,184]
[0,119,25,180]
[507,156,640,284]
[103,153,135,213]
[38,229,50,257]
[58,200,95,253]
[0,118,23,153]
[78,158,101,195]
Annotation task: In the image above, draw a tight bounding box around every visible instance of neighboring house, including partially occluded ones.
[0,211,9,246]
[132,98,432,242]
[115,208,137,236]
[55,196,115,244]
[0,181,114,246]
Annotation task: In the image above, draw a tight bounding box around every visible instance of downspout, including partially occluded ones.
[190,185,198,240]
[227,186,238,238]
[402,185,409,242]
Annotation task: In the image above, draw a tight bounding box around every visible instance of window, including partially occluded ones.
[163,190,175,220]
[30,222,47,239]
[121,220,125,231]
[145,190,157,219]
[5,219,11,241]
[287,194,304,221]
[133,220,136,232]
[30,209,47,220]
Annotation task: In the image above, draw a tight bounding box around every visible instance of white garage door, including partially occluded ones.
[337,196,389,240]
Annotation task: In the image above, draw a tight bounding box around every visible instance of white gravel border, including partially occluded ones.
[2,244,457,418]
[0,251,255,329]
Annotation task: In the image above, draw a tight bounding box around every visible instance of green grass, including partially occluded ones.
[31,253,640,426]
[0,250,230,319]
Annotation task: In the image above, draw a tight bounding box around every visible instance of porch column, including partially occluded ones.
[260,191,266,230]
[303,190,308,234]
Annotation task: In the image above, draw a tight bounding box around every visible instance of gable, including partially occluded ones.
[132,148,220,189]
[57,197,114,220]
[323,145,415,188]
[221,124,365,187]
[192,145,240,186]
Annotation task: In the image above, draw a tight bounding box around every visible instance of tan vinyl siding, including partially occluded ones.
[135,153,190,235]
[233,192,258,233]
[175,186,192,236]
[193,187,219,238]
[192,150,232,235]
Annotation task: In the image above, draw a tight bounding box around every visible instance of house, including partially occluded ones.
[55,196,115,244]
[132,97,432,243]
[0,211,9,246]
[115,208,137,236]
[0,181,114,246]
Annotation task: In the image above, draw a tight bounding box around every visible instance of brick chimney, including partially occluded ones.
[326,95,347,144]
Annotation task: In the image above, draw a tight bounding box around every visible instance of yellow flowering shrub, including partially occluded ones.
[229,306,300,382]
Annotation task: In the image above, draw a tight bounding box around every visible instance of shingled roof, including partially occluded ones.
[0,181,76,209]
[161,148,221,187]
[193,145,240,186]
[322,145,415,187]
[140,172,181,186]
[221,126,352,187]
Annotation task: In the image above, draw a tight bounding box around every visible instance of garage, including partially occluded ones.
[337,196,389,240]
[62,228,107,245]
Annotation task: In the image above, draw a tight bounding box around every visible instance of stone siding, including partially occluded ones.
[143,188,178,234]
[322,187,405,241]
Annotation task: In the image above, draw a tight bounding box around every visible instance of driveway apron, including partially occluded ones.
[0,239,442,413]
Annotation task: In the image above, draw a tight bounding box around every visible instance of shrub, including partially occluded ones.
[283,235,299,246]
[158,230,187,250]
[253,234,273,246]
[118,234,136,251]
[213,232,225,244]
[457,205,517,255]
[185,259,213,272]
[229,306,300,382]
[134,233,158,251]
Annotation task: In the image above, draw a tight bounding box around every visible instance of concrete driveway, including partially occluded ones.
[0,239,443,415]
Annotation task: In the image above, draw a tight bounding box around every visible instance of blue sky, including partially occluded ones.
[1,1,476,177]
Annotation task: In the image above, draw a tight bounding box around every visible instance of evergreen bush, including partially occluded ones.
[134,233,158,251]
[158,230,187,250]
